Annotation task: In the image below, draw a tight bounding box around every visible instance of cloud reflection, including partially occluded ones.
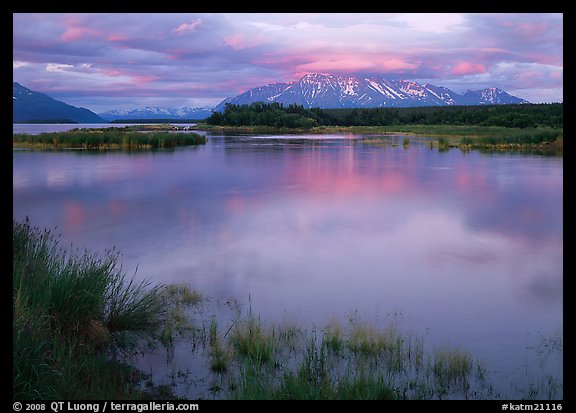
[13,139,562,333]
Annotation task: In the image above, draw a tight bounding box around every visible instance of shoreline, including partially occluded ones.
[13,123,563,154]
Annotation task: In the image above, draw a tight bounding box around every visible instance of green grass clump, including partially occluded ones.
[207,318,234,374]
[323,318,345,355]
[13,218,168,399]
[229,314,276,366]
[428,347,473,396]
[13,129,206,150]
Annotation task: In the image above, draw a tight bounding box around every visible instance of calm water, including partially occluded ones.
[12,128,563,398]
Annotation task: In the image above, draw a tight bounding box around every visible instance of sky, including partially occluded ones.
[13,13,563,113]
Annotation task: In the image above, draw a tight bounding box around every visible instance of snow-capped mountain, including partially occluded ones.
[215,74,529,111]
[98,106,213,121]
[461,88,528,105]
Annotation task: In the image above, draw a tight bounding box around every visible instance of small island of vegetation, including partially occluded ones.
[13,126,206,150]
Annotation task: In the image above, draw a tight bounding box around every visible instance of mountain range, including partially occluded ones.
[215,73,529,111]
[98,106,213,121]
[13,82,105,123]
[13,74,530,124]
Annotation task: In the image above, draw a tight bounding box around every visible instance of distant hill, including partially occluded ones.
[215,73,530,111]
[98,106,213,121]
[13,82,105,123]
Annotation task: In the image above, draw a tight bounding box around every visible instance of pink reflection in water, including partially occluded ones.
[13,136,562,399]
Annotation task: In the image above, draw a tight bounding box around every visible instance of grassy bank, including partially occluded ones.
[353,126,563,154]
[13,123,561,153]
[13,128,206,150]
[361,124,563,150]
[13,219,563,400]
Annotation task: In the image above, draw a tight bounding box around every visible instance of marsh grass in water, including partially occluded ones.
[198,308,561,400]
[203,309,498,400]
[12,218,204,399]
[13,218,563,400]
[206,317,234,374]
[158,284,204,347]
[229,311,277,367]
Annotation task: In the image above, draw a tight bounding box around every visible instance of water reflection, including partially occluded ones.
[12,134,562,398]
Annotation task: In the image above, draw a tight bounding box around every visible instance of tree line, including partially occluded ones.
[206,102,562,129]
[206,102,330,128]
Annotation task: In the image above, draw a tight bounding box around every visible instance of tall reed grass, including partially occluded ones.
[13,218,167,399]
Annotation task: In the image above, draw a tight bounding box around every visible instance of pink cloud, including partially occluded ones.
[516,22,549,37]
[517,71,543,82]
[165,49,188,61]
[295,57,377,73]
[60,27,100,42]
[524,52,563,66]
[258,50,420,76]
[549,71,562,80]
[375,57,421,72]
[223,32,266,50]
[101,68,124,77]
[106,34,129,42]
[451,62,487,75]
[133,75,160,85]
[96,67,159,85]
[479,47,509,55]
[172,19,203,35]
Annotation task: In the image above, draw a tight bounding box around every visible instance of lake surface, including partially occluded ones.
[12,127,563,399]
